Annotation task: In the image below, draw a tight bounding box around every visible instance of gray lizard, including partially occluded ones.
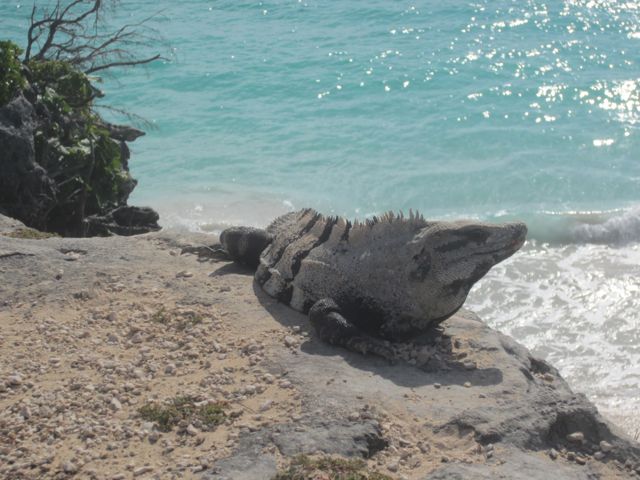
[219,209,527,358]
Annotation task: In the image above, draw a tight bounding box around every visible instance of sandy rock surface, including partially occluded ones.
[1,214,639,480]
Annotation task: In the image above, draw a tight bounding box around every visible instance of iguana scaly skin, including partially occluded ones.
[220,209,527,358]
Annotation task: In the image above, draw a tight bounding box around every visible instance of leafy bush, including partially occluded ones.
[0,41,25,106]
[29,59,94,107]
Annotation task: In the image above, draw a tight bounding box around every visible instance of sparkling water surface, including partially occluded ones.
[3,0,639,433]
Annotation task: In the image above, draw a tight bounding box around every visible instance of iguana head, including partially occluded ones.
[407,219,527,323]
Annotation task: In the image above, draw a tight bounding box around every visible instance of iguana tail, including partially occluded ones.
[219,226,273,268]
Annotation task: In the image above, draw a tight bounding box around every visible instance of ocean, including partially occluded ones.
[3,0,639,434]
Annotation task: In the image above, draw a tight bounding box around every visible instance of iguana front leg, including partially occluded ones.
[219,227,273,268]
[309,298,396,360]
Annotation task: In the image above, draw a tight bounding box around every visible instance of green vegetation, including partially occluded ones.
[0,1,162,237]
[2,228,59,239]
[138,396,227,433]
[150,307,204,330]
[29,59,94,108]
[272,455,392,480]
[151,306,170,324]
[0,41,25,106]
[0,43,136,234]
[176,312,204,331]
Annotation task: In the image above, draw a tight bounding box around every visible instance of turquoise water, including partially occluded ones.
[3,1,640,431]
[5,0,640,231]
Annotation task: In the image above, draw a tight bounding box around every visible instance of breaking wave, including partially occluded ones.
[490,206,640,247]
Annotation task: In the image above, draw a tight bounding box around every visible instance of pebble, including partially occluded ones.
[566,432,584,443]
[6,374,23,387]
[141,422,155,432]
[593,451,605,460]
[63,461,78,474]
[463,381,472,388]
[279,380,293,389]
[599,440,614,452]
[284,336,297,348]
[348,412,360,421]
[575,456,587,465]
[186,424,199,436]
[463,361,477,370]
[259,400,274,412]
[133,466,154,477]
[387,460,399,472]
[130,332,144,344]
[176,271,193,278]
[164,364,176,375]
[417,442,430,454]
[433,383,441,389]
[109,398,122,411]
[543,373,555,382]
[398,437,412,447]
[548,448,558,460]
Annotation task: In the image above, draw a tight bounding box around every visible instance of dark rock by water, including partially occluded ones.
[0,43,159,237]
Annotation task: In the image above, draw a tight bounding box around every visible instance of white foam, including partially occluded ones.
[133,192,296,234]
[467,241,640,435]
[571,206,640,245]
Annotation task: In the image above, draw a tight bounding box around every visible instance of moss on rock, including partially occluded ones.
[138,396,227,433]
[273,455,392,480]
[2,227,59,239]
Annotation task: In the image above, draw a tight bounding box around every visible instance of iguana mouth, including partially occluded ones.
[471,244,517,257]
[470,236,525,260]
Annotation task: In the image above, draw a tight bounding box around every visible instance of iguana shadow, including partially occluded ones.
[252,282,503,389]
[209,262,255,277]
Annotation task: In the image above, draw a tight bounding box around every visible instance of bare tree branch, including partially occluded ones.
[23,0,165,77]
[92,104,157,131]
[85,54,161,74]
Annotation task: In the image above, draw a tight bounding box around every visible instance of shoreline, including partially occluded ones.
[1,213,639,479]
[131,190,640,244]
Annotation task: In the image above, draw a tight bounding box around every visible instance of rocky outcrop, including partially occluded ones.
[0,94,56,228]
[0,44,160,237]
[1,214,638,479]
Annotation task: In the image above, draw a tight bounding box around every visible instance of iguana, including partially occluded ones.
[219,209,527,358]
